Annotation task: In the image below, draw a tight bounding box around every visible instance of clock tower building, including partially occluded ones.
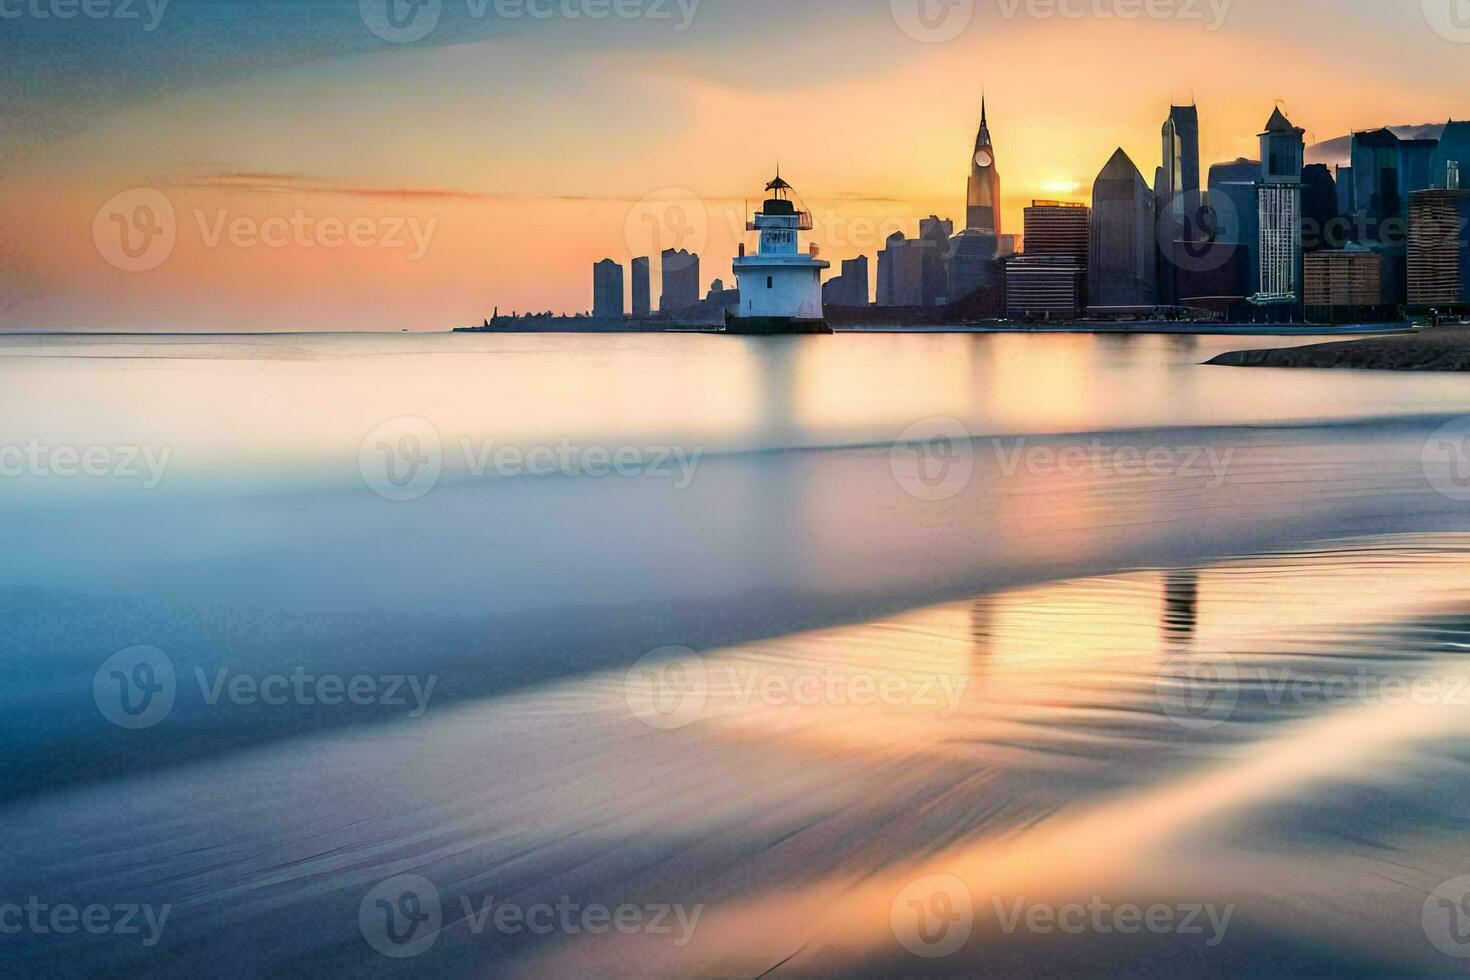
[967,96,1002,235]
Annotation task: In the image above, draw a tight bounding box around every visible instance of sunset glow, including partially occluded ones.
[4,0,1469,329]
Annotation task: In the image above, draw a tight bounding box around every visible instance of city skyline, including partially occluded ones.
[5,0,1470,328]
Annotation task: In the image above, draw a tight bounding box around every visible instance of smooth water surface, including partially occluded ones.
[6,331,1470,976]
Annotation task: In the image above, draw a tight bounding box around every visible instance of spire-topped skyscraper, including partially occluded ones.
[967,94,1002,235]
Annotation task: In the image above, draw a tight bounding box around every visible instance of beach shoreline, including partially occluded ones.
[1210,325,1470,371]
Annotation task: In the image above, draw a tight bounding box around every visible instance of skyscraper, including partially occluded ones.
[1351,128,1402,235]
[631,256,651,317]
[966,96,1002,235]
[841,256,870,305]
[1255,107,1305,305]
[1408,188,1470,310]
[919,216,955,305]
[948,232,1004,302]
[1399,139,1439,209]
[660,249,700,313]
[1161,105,1201,210]
[822,256,870,307]
[877,231,903,306]
[1301,164,1338,251]
[1304,245,1387,323]
[1007,200,1090,317]
[1024,201,1090,265]
[1207,158,1260,299]
[1432,120,1470,190]
[1158,104,1201,303]
[592,258,624,319]
[1089,148,1157,309]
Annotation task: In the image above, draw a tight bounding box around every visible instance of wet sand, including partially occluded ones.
[1210,326,1470,371]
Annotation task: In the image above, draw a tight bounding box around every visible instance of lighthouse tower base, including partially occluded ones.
[724,310,832,336]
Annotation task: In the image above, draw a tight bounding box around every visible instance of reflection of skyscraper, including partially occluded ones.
[970,596,993,670]
[1089,148,1157,309]
[631,256,651,317]
[967,96,1002,235]
[592,258,624,319]
[1162,569,1199,646]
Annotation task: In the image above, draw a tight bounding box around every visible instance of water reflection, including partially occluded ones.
[10,534,1470,976]
[1163,568,1200,646]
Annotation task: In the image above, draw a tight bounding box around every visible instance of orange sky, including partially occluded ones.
[3,1,1468,329]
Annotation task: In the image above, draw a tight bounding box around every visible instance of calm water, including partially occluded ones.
[6,331,1470,976]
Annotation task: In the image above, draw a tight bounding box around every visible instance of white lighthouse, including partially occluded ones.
[729,172,832,335]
